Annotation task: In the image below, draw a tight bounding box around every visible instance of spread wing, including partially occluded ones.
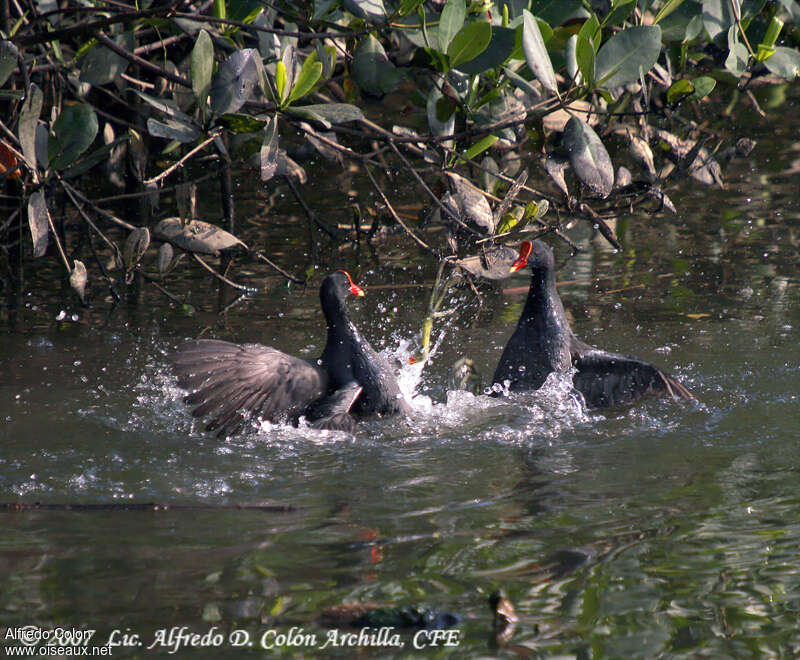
[307,382,363,433]
[169,339,327,436]
[572,343,696,409]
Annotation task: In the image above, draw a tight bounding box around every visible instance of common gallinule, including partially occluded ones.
[170,270,411,435]
[492,240,696,407]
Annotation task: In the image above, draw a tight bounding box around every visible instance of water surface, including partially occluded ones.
[1,105,799,658]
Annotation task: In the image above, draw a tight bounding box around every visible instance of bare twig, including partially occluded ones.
[144,131,221,186]
[364,165,440,257]
[388,140,480,237]
[253,251,305,284]
[578,202,622,251]
[282,174,340,238]
[59,178,124,272]
[192,253,253,292]
[95,30,192,88]
[140,272,184,304]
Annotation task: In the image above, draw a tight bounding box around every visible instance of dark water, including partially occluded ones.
[2,108,799,658]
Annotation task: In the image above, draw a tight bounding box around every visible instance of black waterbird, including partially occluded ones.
[171,271,411,435]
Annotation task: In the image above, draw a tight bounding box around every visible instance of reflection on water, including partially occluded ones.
[2,110,800,658]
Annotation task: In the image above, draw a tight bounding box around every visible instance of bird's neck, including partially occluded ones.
[521,270,569,334]
[322,299,361,345]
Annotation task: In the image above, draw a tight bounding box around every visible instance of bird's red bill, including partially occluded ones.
[510,240,533,272]
[339,270,365,297]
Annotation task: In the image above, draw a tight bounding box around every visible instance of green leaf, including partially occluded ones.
[439,0,467,52]
[724,27,748,76]
[398,0,424,16]
[689,75,715,100]
[288,103,365,125]
[563,115,613,198]
[601,0,635,27]
[210,48,259,116]
[666,78,694,104]
[653,0,688,24]
[213,0,226,19]
[79,31,134,86]
[48,104,99,170]
[191,30,214,111]
[1,39,20,87]
[764,46,800,78]
[133,91,196,126]
[522,10,557,93]
[279,45,296,102]
[18,83,43,172]
[260,115,279,182]
[427,86,454,140]
[703,0,738,40]
[62,135,128,179]
[496,206,523,235]
[455,26,516,74]
[352,35,401,96]
[576,35,595,86]
[27,189,50,258]
[287,56,323,105]
[275,60,287,102]
[594,25,662,89]
[447,20,492,68]
[343,0,387,23]
[229,0,263,23]
[577,14,601,50]
[146,117,202,143]
[461,134,498,162]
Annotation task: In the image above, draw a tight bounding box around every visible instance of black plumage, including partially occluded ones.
[492,240,696,408]
[170,271,411,435]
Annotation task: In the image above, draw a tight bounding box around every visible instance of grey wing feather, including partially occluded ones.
[307,382,363,433]
[170,339,327,436]
[572,344,696,408]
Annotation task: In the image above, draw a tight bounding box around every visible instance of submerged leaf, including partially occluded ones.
[563,116,614,197]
